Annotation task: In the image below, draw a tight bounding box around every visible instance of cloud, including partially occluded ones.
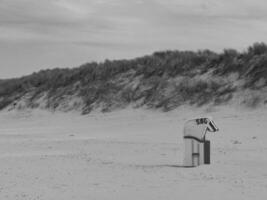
[0,0,267,78]
[156,0,267,19]
[0,0,117,43]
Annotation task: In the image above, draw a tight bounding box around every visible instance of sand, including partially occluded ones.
[0,106,266,200]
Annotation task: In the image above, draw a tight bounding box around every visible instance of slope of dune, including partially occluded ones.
[0,42,267,114]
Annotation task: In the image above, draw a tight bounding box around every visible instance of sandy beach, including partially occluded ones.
[0,106,266,199]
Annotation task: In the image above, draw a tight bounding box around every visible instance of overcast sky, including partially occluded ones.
[1,0,267,78]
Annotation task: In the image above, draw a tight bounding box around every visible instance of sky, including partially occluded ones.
[1,0,267,78]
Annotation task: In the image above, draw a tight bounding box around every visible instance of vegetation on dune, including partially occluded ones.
[0,42,267,113]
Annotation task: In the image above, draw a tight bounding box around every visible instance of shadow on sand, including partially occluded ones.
[162,164,195,168]
[129,164,195,169]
